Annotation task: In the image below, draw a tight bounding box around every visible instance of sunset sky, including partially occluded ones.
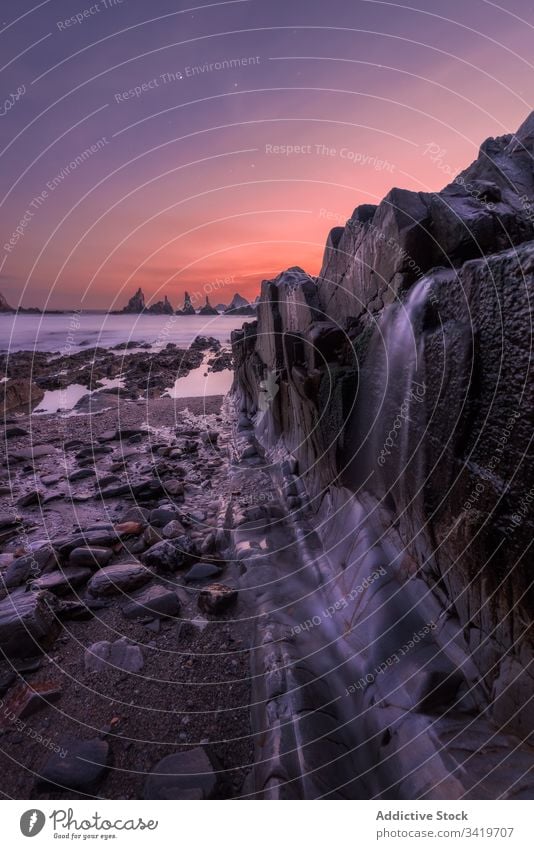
[1,0,533,310]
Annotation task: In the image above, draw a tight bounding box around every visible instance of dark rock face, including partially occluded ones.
[231,112,534,736]
[121,287,145,313]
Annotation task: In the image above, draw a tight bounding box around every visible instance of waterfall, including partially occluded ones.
[343,277,431,499]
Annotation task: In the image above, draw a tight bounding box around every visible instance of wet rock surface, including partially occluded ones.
[0,343,203,409]
[230,113,534,797]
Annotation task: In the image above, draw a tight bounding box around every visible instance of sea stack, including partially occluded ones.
[198,296,218,316]
[121,287,145,313]
[224,293,256,315]
[147,295,174,315]
[176,291,196,315]
[0,292,14,312]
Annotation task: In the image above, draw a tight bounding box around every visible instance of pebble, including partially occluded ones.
[143,748,216,800]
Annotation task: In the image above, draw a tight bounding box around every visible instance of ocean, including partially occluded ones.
[1,312,247,411]
[0,312,246,354]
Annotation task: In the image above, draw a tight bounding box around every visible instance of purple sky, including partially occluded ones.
[1,0,533,309]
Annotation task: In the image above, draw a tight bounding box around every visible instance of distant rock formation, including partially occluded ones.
[0,292,13,312]
[215,303,227,313]
[0,292,47,313]
[198,296,218,316]
[147,295,173,315]
[121,288,145,313]
[176,291,196,316]
[224,293,256,315]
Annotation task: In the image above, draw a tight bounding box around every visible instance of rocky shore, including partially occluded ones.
[0,393,258,799]
[1,336,231,415]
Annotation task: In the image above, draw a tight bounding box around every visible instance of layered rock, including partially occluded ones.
[232,112,534,740]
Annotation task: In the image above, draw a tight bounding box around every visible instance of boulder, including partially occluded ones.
[2,545,58,588]
[143,748,216,799]
[87,563,151,596]
[197,583,237,614]
[30,566,91,594]
[122,584,180,620]
[68,547,113,569]
[84,637,144,673]
[38,739,109,792]
[184,562,222,582]
[0,589,59,657]
[1,379,44,415]
[162,520,186,538]
[143,536,196,571]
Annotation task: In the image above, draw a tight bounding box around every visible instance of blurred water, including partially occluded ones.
[0,312,245,353]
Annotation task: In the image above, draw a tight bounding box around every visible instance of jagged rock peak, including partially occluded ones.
[147,295,174,314]
[198,296,218,316]
[224,292,256,315]
[176,291,196,315]
[226,292,249,310]
[0,292,13,312]
[121,287,145,313]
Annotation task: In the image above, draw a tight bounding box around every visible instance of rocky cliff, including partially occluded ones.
[232,113,534,796]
